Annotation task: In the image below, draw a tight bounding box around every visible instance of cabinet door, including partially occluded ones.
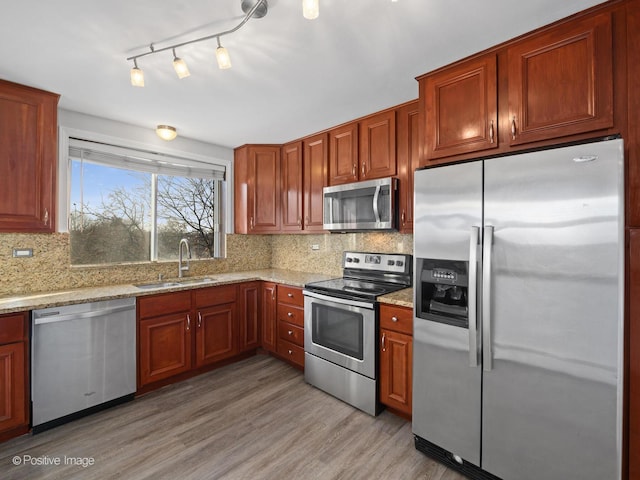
[329,122,359,185]
[396,101,419,233]
[0,80,59,232]
[239,282,260,352]
[303,133,328,232]
[359,110,396,180]
[196,303,238,367]
[251,146,281,233]
[261,282,277,352]
[0,342,27,434]
[421,54,498,161]
[281,141,303,232]
[380,329,412,416]
[630,229,640,479]
[139,312,192,387]
[507,12,613,146]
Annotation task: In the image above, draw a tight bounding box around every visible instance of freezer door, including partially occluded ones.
[413,161,483,466]
[481,139,623,480]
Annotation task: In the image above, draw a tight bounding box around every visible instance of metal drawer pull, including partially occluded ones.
[197,312,202,328]
[287,293,294,298]
[287,312,293,317]
[288,350,293,355]
[186,314,191,331]
[511,116,517,140]
[381,332,386,352]
[391,316,398,323]
[489,120,495,143]
[288,330,293,335]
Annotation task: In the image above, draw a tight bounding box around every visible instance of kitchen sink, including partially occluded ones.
[134,278,216,290]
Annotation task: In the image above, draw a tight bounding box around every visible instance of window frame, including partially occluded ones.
[58,125,233,263]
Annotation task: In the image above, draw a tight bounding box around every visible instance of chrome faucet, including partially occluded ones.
[178,238,191,278]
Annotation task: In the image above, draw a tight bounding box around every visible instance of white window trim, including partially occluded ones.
[58,125,234,235]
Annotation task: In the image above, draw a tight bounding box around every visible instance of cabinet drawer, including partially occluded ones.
[0,312,27,345]
[277,339,305,367]
[277,304,304,328]
[277,285,304,307]
[380,304,413,335]
[138,291,191,319]
[278,321,304,347]
[194,284,237,308]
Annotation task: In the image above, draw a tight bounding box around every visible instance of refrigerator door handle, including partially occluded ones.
[468,226,480,367]
[482,225,494,371]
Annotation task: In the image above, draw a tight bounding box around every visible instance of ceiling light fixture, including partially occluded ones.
[302,0,319,19]
[130,59,145,87]
[215,37,232,70]
[156,125,178,141]
[126,0,268,85]
[172,49,190,79]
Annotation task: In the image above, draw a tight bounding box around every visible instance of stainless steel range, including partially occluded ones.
[303,251,412,416]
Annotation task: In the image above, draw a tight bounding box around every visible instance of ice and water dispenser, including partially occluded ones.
[416,259,469,328]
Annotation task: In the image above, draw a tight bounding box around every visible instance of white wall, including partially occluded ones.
[56,109,235,233]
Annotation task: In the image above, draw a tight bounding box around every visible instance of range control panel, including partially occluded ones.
[343,251,411,275]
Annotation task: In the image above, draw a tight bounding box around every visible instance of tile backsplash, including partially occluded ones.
[0,232,413,296]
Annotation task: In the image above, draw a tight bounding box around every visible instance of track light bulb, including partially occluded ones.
[303,0,319,19]
[172,49,190,79]
[130,59,145,87]
[216,38,232,69]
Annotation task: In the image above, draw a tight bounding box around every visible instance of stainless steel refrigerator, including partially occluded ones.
[412,137,624,480]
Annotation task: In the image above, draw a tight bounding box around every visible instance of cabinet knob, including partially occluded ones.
[391,316,398,323]
[287,312,293,317]
[288,349,293,355]
[287,293,294,298]
[288,330,293,335]
[511,116,517,140]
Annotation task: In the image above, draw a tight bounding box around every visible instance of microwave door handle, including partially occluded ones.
[372,185,381,223]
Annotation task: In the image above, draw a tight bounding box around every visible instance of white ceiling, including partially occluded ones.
[1,0,606,149]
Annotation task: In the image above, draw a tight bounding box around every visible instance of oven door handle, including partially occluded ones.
[302,290,374,310]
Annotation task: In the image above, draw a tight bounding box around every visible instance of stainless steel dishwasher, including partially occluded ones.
[31,297,136,433]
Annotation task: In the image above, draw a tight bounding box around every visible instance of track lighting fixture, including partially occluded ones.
[302,0,319,19]
[156,125,177,141]
[172,49,190,79]
[126,0,267,86]
[215,37,232,70]
[130,59,145,87]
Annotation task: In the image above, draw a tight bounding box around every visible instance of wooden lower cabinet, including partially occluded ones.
[195,303,237,367]
[261,282,278,353]
[0,312,29,441]
[276,284,305,368]
[379,304,413,416]
[239,282,260,353]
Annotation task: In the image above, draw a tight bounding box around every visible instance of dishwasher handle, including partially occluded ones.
[34,304,135,325]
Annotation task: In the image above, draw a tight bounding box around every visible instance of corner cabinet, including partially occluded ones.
[234,145,281,234]
[0,80,59,233]
[281,141,304,232]
[0,312,29,441]
[239,281,260,353]
[396,101,420,233]
[379,304,413,417]
[261,282,278,352]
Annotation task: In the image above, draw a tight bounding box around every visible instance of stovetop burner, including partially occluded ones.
[304,252,412,301]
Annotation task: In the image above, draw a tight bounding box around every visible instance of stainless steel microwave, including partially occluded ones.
[323,177,397,231]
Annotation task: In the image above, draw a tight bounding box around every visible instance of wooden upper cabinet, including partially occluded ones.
[0,80,59,233]
[359,110,396,180]
[507,12,613,146]
[420,54,498,162]
[234,145,281,234]
[396,101,419,233]
[329,122,359,185]
[281,141,303,232]
[303,133,328,232]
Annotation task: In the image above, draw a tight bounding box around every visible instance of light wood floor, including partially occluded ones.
[0,355,466,480]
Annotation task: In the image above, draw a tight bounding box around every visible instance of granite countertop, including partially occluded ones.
[0,269,414,315]
[0,269,335,315]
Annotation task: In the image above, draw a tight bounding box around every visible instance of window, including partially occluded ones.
[68,139,225,265]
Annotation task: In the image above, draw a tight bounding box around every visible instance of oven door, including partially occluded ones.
[303,290,376,379]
